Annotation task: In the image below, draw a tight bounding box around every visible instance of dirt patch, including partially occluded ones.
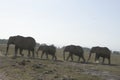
[0,72,9,80]
[55,61,120,80]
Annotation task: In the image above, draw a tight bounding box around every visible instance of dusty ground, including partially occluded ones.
[0,54,119,80]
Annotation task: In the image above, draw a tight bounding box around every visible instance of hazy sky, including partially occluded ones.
[0,0,120,51]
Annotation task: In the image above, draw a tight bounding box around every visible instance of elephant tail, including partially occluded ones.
[5,44,9,56]
[35,45,40,57]
[87,52,92,62]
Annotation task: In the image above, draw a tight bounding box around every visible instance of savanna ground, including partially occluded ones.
[0,45,119,80]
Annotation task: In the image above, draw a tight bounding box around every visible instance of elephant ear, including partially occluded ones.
[7,36,16,44]
[11,36,17,44]
[91,47,98,53]
[14,36,24,44]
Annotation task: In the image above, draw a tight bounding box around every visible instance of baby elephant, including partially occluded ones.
[36,44,57,60]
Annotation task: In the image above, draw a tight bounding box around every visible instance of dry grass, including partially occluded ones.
[0,45,119,80]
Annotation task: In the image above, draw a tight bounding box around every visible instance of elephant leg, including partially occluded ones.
[108,57,111,65]
[51,53,54,60]
[95,55,97,61]
[95,55,100,63]
[70,54,73,61]
[63,52,66,61]
[36,50,39,57]
[102,57,105,64]
[28,50,31,57]
[78,56,81,62]
[66,53,71,61]
[95,55,99,61]
[14,46,18,57]
[20,49,24,57]
[46,53,49,59]
[52,55,54,60]
[52,53,57,60]
[54,55,57,60]
[82,56,86,63]
[32,50,35,58]
[41,52,44,59]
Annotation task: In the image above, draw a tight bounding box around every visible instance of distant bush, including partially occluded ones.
[83,47,90,53]
[0,39,8,44]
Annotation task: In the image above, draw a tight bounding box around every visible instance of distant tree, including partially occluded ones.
[36,42,40,47]
[113,51,120,55]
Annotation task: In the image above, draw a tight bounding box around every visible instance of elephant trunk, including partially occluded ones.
[5,43,9,56]
[36,49,39,57]
[63,50,66,61]
[87,52,92,62]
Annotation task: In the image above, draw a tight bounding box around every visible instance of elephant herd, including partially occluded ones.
[5,35,111,65]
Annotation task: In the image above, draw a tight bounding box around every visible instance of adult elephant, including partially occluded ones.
[36,44,57,60]
[63,45,85,62]
[87,46,111,64]
[6,35,36,58]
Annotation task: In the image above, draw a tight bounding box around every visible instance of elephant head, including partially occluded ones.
[87,46,99,62]
[38,44,47,51]
[63,45,73,60]
[36,44,57,60]
[6,36,16,56]
[6,35,36,57]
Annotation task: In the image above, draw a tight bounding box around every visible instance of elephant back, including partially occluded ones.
[64,45,84,55]
[90,46,111,56]
[15,36,36,49]
[48,45,56,53]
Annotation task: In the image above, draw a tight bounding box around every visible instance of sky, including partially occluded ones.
[0,0,120,51]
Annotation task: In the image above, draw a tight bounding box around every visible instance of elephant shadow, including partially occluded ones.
[69,60,87,64]
[86,62,119,66]
[105,63,120,66]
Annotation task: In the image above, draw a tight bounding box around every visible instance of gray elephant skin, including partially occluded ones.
[6,35,36,58]
[36,44,57,60]
[63,45,85,62]
[87,46,111,64]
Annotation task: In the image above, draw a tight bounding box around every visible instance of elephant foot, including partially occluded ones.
[5,53,8,56]
[32,55,35,58]
[46,58,49,60]
[83,60,86,63]
[55,58,57,61]
[21,54,24,57]
[27,55,30,58]
[53,58,57,61]
[69,60,73,62]
[95,60,99,64]
[77,60,80,62]
[66,58,69,61]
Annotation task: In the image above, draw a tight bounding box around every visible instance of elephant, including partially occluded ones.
[87,46,111,64]
[63,45,85,62]
[36,44,57,60]
[6,35,36,58]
